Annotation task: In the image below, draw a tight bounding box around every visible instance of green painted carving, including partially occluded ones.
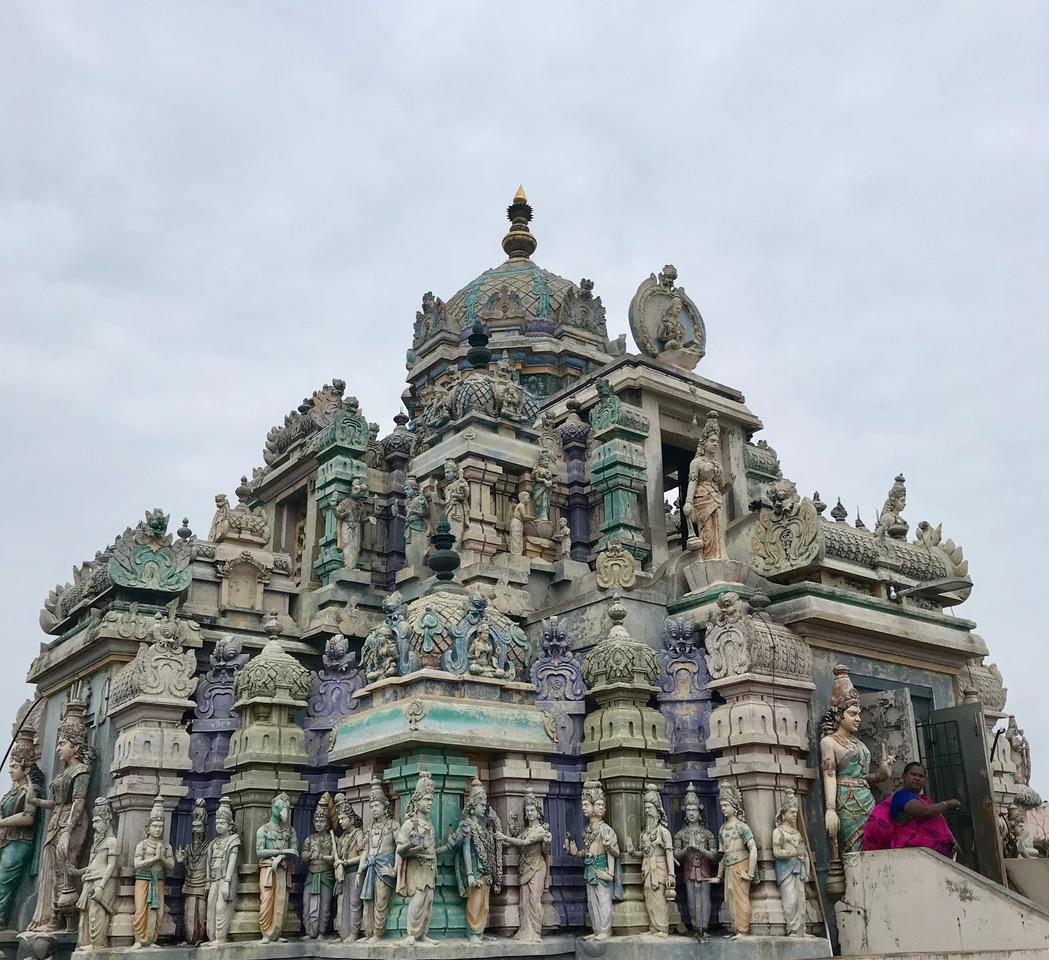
[108,509,192,593]
[234,614,313,703]
[581,592,660,692]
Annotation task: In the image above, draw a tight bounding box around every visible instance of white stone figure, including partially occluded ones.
[683,411,728,559]
[439,460,470,549]
[557,517,572,560]
[335,479,376,570]
[334,793,365,943]
[360,778,397,942]
[509,492,531,557]
[636,784,675,936]
[772,790,810,937]
[131,797,175,949]
[74,799,118,951]
[564,778,620,940]
[709,782,757,938]
[673,783,717,936]
[497,787,551,943]
[395,772,450,945]
[204,799,239,947]
[176,798,209,945]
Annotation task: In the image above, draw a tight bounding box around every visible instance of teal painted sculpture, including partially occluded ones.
[0,734,44,928]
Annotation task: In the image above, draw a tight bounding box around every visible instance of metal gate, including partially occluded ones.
[917,701,1005,885]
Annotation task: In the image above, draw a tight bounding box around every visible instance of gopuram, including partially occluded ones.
[8,190,1048,960]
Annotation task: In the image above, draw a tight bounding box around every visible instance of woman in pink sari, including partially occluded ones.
[889,762,959,857]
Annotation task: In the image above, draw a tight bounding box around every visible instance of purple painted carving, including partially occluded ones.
[659,616,711,753]
[188,635,249,775]
[531,617,586,756]
[302,633,363,766]
[560,400,591,561]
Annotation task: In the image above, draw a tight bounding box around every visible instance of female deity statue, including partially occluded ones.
[635,784,675,937]
[74,799,118,950]
[333,793,365,943]
[709,782,757,938]
[819,666,893,857]
[672,782,717,936]
[772,790,810,937]
[360,778,397,942]
[564,778,622,940]
[439,461,471,549]
[395,771,450,945]
[0,735,44,928]
[497,787,551,943]
[509,492,530,557]
[450,778,503,942]
[27,702,93,933]
[658,295,686,350]
[176,798,209,945]
[301,793,336,939]
[205,798,240,947]
[256,792,298,944]
[403,479,432,570]
[335,479,375,571]
[132,797,175,949]
[531,451,555,524]
[683,411,728,560]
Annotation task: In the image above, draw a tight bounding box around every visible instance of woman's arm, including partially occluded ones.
[904,797,960,821]
[820,737,840,838]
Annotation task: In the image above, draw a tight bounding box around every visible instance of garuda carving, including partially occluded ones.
[751,480,820,576]
[108,509,193,593]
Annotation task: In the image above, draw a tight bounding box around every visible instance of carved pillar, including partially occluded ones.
[222,613,312,939]
[704,593,817,936]
[461,457,506,564]
[381,412,414,581]
[560,400,592,562]
[580,593,674,935]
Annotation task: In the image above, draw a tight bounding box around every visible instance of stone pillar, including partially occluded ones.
[580,593,673,935]
[546,759,586,929]
[222,613,312,939]
[461,457,506,564]
[703,593,817,936]
[104,610,200,945]
[560,399,592,562]
[381,412,414,581]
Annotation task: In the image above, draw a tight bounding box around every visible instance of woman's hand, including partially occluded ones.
[943,798,961,812]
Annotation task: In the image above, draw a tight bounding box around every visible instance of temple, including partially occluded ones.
[7,191,1046,960]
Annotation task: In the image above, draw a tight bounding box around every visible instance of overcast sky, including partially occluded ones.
[2,3,1046,795]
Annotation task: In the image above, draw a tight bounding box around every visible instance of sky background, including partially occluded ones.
[2,3,1046,794]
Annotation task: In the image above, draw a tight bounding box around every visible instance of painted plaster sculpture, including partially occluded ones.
[176,798,210,945]
[450,777,503,942]
[360,778,397,942]
[497,787,551,943]
[509,493,530,556]
[557,517,572,560]
[672,782,717,936]
[0,735,44,928]
[403,478,432,569]
[772,790,810,937]
[334,793,365,942]
[256,791,298,944]
[683,411,728,559]
[301,793,337,939]
[1007,804,1039,859]
[395,771,449,945]
[564,778,622,940]
[710,782,757,938]
[1007,716,1032,787]
[204,798,240,947]
[439,460,470,549]
[74,799,118,951]
[335,478,376,571]
[132,797,175,948]
[531,449,555,523]
[636,783,675,937]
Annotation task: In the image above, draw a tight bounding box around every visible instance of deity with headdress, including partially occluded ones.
[450,778,503,942]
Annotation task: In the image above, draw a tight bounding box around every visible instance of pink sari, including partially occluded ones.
[863,794,956,857]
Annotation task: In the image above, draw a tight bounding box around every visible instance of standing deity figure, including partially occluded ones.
[564,778,622,940]
[772,790,810,937]
[658,295,686,350]
[636,784,675,937]
[301,793,337,939]
[0,736,44,928]
[497,787,551,943]
[509,491,531,557]
[335,478,376,571]
[395,771,449,945]
[683,411,728,560]
[450,778,503,942]
[873,473,908,540]
[558,517,572,560]
[360,778,397,942]
[132,797,175,948]
[1007,804,1040,859]
[820,666,893,856]
[531,450,555,523]
[256,792,298,944]
[176,798,210,945]
[333,793,365,943]
[204,798,240,947]
[1007,716,1032,787]
[673,783,717,936]
[710,782,757,938]
[403,478,432,570]
[439,460,471,549]
[74,799,118,950]
[27,702,93,933]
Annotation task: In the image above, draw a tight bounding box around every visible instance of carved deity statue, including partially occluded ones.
[360,778,397,942]
[132,797,175,948]
[301,793,337,939]
[772,790,810,937]
[509,492,530,557]
[634,784,675,937]
[673,782,717,936]
[468,617,510,680]
[1007,804,1039,859]
[205,798,240,947]
[658,295,686,350]
[531,449,555,523]
[403,478,432,570]
[1007,716,1032,787]
[497,787,551,943]
[439,460,470,549]
[256,792,298,944]
[333,793,365,943]
[874,473,908,540]
[176,798,210,945]
[710,782,757,938]
[27,700,93,933]
[564,778,621,940]
[450,778,503,942]
[558,517,572,560]
[335,478,376,571]
[74,799,118,950]
[0,734,44,928]
[494,357,525,420]
[361,623,399,684]
[683,411,728,559]
[395,771,449,945]
[820,666,893,858]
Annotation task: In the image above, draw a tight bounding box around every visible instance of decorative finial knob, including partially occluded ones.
[177,518,193,541]
[830,498,847,523]
[502,187,537,260]
[427,517,461,583]
[263,610,282,639]
[812,492,827,515]
[467,321,493,369]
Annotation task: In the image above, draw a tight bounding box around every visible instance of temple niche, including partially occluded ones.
[10,190,1042,960]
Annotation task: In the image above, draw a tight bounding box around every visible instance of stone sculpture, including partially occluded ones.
[820,665,894,856]
[301,793,337,939]
[710,781,757,938]
[132,797,175,948]
[595,536,639,590]
[635,783,675,937]
[177,798,210,945]
[564,778,621,940]
[395,771,449,945]
[673,782,717,936]
[27,699,93,933]
[403,478,432,569]
[509,492,531,556]
[335,478,376,570]
[74,799,118,950]
[1007,716,1032,787]
[628,264,706,368]
[360,778,397,942]
[256,791,298,944]
[683,411,728,559]
[531,449,555,523]
[0,732,44,928]
[874,473,908,540]
[497,787,551,943]
[361,622,399,684]
[439,460,470,549]
[204,798,240,947]
[772,790,809,937]
[1007,804,1039,859]
[334,793,365,943]
[558,517,572,560]
[450,778,503,942]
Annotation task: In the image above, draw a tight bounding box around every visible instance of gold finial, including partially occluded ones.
[514,185,528,203]
[503,187,536,260]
